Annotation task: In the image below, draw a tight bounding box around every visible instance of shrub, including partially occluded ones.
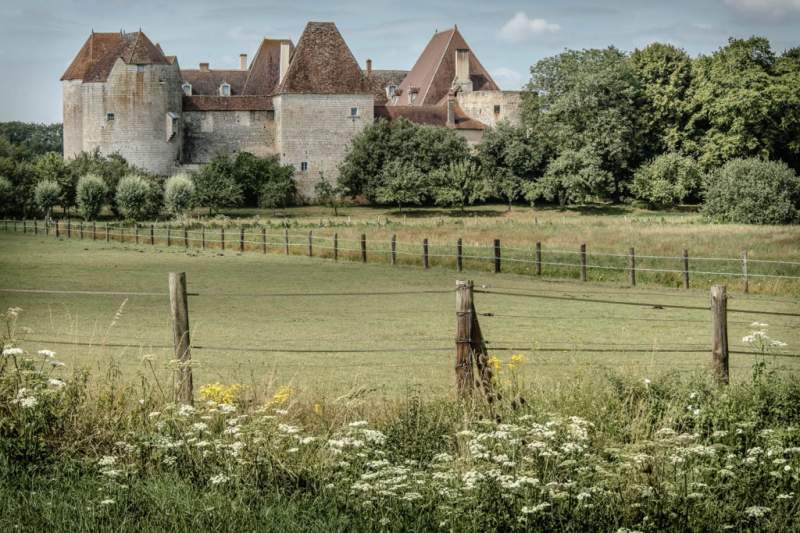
[33,180,61,218]
[115,174,151,221]
[376,159,427,212]
[0,176,13,215]
[163,173,195,216]
[632,153,703,207]
[75,174,107,220]
[524,147,613,207]
[193,157,243,215]
[434,160,487,211]
[314,174,343,216]
[702,158,800,224]
[259,172,296,212]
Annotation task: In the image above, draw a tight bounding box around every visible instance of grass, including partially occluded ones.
[1,232,798,397]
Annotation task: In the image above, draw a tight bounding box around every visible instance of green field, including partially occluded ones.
[2,231,799,397]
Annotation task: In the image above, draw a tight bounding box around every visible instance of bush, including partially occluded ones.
[75,174,107,220]
[0,176,12,215]
[163,174,195,216]
[433,160,487,211]
[376,159,427,212]
[524,147,613,207]
[702,158,800,224]
[259,172,296,212]
[33,180,61,218]
[632,153,703,207]
[193,157,243,215]
[115,174,152,221]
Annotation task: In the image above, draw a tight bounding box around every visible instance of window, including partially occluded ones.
[136,65,144,73]
[409,92,417,104]
[300,162,308,172]
[385,84,397,98]
[494,105,501,115]
[106,112,115,122]
[350,107,359,118]
[166,112,179,142]
[219,83,231,97]
[181,82,192,96]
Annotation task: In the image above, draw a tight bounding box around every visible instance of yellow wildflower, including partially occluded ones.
[199,383,241,404]
[269,385,294,406]
[508,353,526,369]
[313,403,323,416]
[487,355,502,373]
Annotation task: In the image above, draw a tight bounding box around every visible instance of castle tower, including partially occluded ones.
[61,31,183,175]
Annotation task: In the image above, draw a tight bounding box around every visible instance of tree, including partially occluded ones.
[524,147,613,208]
[314,173,344,216]
[66,151,130,209]
[259,172,296,215]
[702,158,800,224]
[489,168,523,212]
[76,174,107,220]
[34,152,75,213]
[0,176,13,216]
[164,173,196,217]
[33,180,60,219]
[230,152,296,207]
[433,160,487,212]
[631,153,703,208]
[193,157,243,215]
[376,160,427,212]
[115,174,152,221]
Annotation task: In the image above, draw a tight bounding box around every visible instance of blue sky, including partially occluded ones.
[1,0,799,123]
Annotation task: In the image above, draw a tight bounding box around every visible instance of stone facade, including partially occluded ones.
[183,110,276,164]
[457,91,522,128]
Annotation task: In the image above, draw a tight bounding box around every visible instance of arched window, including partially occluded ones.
[181,83,192,96]
[219,83,231,97]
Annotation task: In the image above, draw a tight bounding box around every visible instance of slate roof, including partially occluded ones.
[374,104,486,130]
[182,95,274,111]
[276,22,369,94]
[61,31,170,82]
[393,26,498,106]
[180,69,249,96]
[365,69,409,104]
[242,39,293,96]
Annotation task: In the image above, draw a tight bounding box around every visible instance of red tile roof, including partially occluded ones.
[181,69,249,96]
[277,22,369,94]
[365,69,409,104]
[374,103,486,130]
[182,95,274,111]
[393,26,498,106]
[242,39,293,96]
[61,31,169,82]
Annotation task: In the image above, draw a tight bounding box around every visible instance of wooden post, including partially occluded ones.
[308,231,313,257]
[423,239,429,269]
[33,220,38,235]
[455,280,475,397]
[169,272,193,404]
[13,220,17,233]
[391,234,396,265]
[333,233,338,261]
[580,243,587,281]
[284,228,289,254]
[220,227,225,251]
[493,239,501,273]
[628,247,636,287]
[135,224,139,244]
[150,225,155,246]
[45,219,49,236]
[261,228,267,254]
[92,222,96,240]
[105,223,109,242]
[457,238,463,272]
[742,251,749,294]
[360,233,367,263]
[78,222,82,239]
[120,226,124,243]
[535,242,542,276]
[167,226,172,247]
[201,227,205,250]
[55,220,60,238]
[22,220,26,234]
[710,285,729,385]
[67,220,71,238]
[682,249,690,289]
[239,227,245,253]
[184,227,189,248]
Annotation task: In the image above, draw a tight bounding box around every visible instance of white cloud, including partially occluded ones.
[498,12,560,43]
[491,67,524,89]
[723,0,800,18]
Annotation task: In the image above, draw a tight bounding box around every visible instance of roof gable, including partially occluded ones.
[181,69,248,96]
[394,26,499,106]
[277,22,368,94]
[242,39,293,96]
[61,31,169,82]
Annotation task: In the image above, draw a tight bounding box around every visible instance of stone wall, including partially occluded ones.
[62,80,83,159]
[275,93,374,198]
[457,90,522,128]
[182,110,277,164]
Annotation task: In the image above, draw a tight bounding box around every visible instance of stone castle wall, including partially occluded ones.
[457,90,522,128]
[182,110,277,164]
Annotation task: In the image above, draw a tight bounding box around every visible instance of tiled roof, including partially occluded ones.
[61,31,170,82]
[182,95,274,111]
[181,69,249,96]
[365,69,409,104]
[242,39,293,96]
[393,26,498,106]
[374,103,486,130]
[277,22,369,94]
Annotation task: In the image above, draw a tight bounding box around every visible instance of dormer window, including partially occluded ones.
[182,83,192,96]
[219,83,231,97]
[409,87,419,104]
[385,84,397,99]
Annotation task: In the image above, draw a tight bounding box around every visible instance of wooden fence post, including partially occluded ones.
[169,272,193,404]
[742,251,749,294]
[494,239,501,273]
[535,242,542,276]
[683,249,690,289]
[92,222,96,241]
[55,220,60,238]
[33,220,38,235]
[308,231,313,257]
[220,227,225,251]
[629,247,636,287]
[120,226,124,243]
[22,220,26,234]
[284,228,289,254]
[167,226,172,247]
[78,222,83,239]
[135,224,139,244]
[261,228,267,254]
[423,239,429,269]
[710,285,729,385]
[45,219,49,236]
[391,234,396,265]
[333,233,338,261]
[67,220,71,238]
[150,225,155,246]
[184,227,189,248]
[105,222,109,242]
[455,280,475,397]
[240,227,245,253]
[457,238,463,272]
[580,243,587,282]
[201,227,205,249]
[361,233,367,263]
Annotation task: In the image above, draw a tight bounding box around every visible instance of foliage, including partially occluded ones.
[222,152,297,207]
[114,175,152,221]
[433,159,487,211]
[33,180,61,218]
[375,159,427,212]
[259,171,296,212]
[702,158,800,224]
[631,153,703,207]
[75,174,108,220]
[0,176,13,216]
[192,157,243,215]
[163,174,195,217]
[34,152,75,211]
[0,122,62,159]
[524,147,613,207]
[314,174,344,216]
[65,151,131,209]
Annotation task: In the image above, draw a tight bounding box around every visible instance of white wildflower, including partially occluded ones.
[48,378,66,388]
[521,502,551,514]
[191,422,208,432]
[98,455,117,467]
[2,347,23,357]
[210,473,229,485]
[744,506,770,518]
[348,420,369,428]
[177,404,195,416]
[38,349,56,358]
[19,396,37,409]
[99,499,115,505]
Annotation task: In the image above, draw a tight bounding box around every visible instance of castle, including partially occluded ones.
[61,22,521,197]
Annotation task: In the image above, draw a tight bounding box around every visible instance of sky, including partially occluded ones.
[1,0,799,123]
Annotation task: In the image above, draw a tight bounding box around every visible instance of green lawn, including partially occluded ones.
[1,232,798,397]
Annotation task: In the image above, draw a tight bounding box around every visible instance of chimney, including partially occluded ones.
[455,49,470,84]
[447,97,456,127]
[240,54,248,70]
[279,42,291,84]
[199,62,209,72]
[366,59,372,77]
